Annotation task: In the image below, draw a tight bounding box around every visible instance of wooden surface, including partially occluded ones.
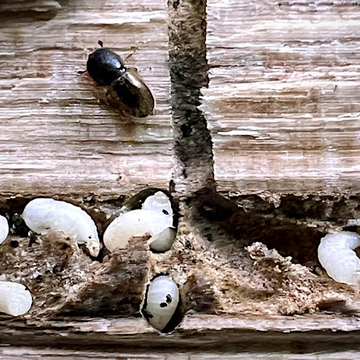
[7,353,360,360]
[1,0,360,358]
[2,315,360,355]
[1,0,360,197]
[0,0,172,196]
[202,0,360,195]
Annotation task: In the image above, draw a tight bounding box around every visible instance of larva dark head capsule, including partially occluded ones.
[86,41,155,118]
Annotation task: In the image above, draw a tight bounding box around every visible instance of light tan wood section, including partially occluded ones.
[202,0,360,195]
[0,0,171,196]
[1,315,360,355]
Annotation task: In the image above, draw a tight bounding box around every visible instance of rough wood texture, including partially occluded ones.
[2,315,360,354]
[168,0,214,196]
[0,234,150,318]
[202,0,360,195]
[0,0,171,196]
[0,0,61,13]
[1,0,360,358]
[2,349,360,360]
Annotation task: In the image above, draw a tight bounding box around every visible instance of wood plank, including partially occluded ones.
[1,0,360,357]
[1,315,360,354]
[0,0,172,196]
[1,349,360,360]
[202,0,360,194]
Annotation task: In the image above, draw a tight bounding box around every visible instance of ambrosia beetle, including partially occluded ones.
[86,41,155,118]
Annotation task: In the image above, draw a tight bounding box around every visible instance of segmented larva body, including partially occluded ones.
[103,191,176,252]
[140,275,180,332]
[317,231,360,285]
[22,198,100,257]
[0,281,32,316]
[0,215,9,245]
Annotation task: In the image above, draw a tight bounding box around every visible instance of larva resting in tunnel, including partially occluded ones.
[0,215,9,245]
[0,281,32,316]
[140,274,181,333]
[22,198,100,257]
[317,231,360,285]
[103,191,176,253]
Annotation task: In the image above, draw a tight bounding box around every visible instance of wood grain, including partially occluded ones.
[0,0,171,196]
[2,315,360,354]
[202,0,360,195]
[0,0,61,13]
[1,0,360,357]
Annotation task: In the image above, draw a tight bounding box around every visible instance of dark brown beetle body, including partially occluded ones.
[86,42,155,118]
[87,47,126,86]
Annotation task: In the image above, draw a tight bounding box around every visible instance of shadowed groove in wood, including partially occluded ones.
[168,0,215,196]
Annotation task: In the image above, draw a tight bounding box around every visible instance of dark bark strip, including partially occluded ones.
[168,0,215,197]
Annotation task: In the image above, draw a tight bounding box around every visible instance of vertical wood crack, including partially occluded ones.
[167,0,214,198]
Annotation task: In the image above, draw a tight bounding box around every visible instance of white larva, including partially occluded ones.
[148,227,177,252]
[22,198,100,257]
[140,275,180,332]
[317,231,360,285]
[103,191,176,252]
[0,215,9,245]
[0,281,32,316]
[103,209,173,252]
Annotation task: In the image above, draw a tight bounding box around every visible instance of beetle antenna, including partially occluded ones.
[98,40,104,47]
